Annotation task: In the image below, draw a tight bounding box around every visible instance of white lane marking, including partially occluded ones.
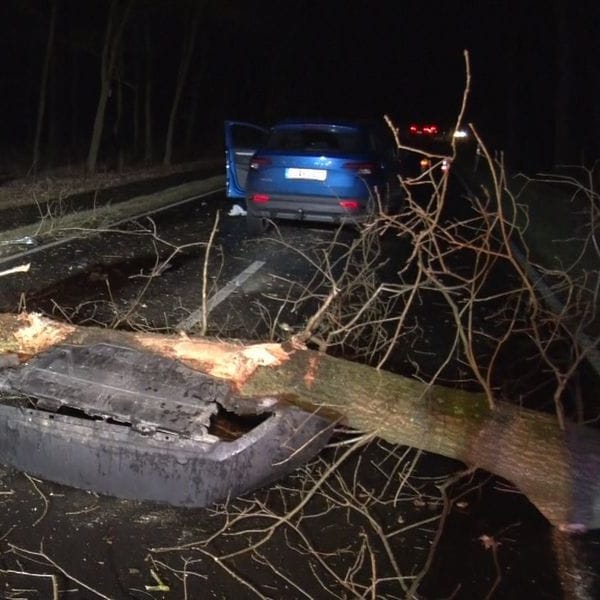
[176,260,266,332]
[0,187,224,268]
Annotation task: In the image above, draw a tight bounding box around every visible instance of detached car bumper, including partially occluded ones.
[0,402,331,507]
[0,343,333,506]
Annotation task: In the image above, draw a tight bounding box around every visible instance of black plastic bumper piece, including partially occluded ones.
[0,344,332,507]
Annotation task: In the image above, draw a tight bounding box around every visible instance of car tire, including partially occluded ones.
[247,214,268,235]
[384,184,404,215]
[381,186,391,213]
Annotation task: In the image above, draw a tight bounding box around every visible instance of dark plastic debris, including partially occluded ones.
[3,343,227,438]
[0,343,332,506]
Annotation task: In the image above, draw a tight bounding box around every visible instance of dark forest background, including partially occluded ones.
[1,0,598,176]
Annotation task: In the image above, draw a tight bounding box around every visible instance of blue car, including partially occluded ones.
[225,120,403,233]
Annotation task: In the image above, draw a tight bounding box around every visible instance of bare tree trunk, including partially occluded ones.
[46,47,59,162]
[132,27,141,161]
[114,55,125,171]
[86,0,133,174]
[143,21,153,164]
[32,0,57,175]
[185,71,201,151]
[1,312,599,532]
[69,34,80,160]
[553,0,573,165]
[184,35,207,152]
[132,81,139,161]
[163,8,200,166]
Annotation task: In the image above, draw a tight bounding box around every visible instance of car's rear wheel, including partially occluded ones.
[247,214,268,235]
[380,186,391,213]
[381,183,404,215]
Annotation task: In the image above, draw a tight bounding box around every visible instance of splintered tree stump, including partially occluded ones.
[0,312,599,530]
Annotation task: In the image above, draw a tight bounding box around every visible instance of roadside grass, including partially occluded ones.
[513,173,600,371]
[460,151,598,292]
[0,176,225,246]
[469,148,597,267]
[461,151,600,381]
[0,155,224,246]
[511,173,599,275]
[0,158,221,212]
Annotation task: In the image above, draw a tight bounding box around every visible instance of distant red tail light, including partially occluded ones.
[343,162,375,176]
[339,200,359,210]
[252,193,270,203]
[409,124,439,136]
[249,157,272,170]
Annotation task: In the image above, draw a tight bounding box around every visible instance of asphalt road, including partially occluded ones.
[0,178,598,598]
[0,180,508,387]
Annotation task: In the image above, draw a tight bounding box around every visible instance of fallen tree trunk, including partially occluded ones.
[1,312,599,531]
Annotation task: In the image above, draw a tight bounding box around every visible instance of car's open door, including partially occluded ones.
[224,121,269,198]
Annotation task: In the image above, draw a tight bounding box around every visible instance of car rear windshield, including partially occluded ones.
[265,127,370,154]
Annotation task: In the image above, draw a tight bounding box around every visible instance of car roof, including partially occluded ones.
[272,118,378,131]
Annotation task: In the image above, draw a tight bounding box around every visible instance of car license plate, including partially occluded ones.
[285,168,327,181]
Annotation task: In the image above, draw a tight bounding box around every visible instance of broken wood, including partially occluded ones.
[1,312,599,531]
[0,263,30,278]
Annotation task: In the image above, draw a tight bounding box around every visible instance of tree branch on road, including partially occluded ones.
[1,311,598,531]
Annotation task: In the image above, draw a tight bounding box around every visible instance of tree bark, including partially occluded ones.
[553,0,574,165]
[32,0,57,175]
[132,26,141,161]
[86,0,132,174]
[1,312,599,531]
[163,8,200,166]
[143,21,153,164]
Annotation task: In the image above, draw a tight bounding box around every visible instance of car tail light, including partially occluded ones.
[249,157,271,170]
[410,124,439,136]
[344,162,375,176]
[339,200,359,210]
[251,193,270,203]
[419,158,450,172]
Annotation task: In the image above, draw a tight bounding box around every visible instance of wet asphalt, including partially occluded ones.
[0,174,598,598]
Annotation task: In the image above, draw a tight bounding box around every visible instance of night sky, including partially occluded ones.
[1,0,598,171]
